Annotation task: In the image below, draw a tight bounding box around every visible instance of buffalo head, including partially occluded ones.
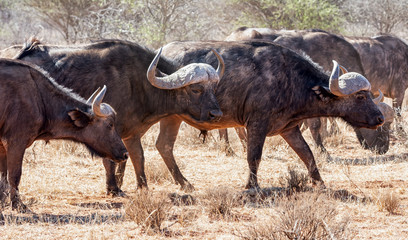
[354,98,394,154]
[312,60,384,129]
[68,85,128,162]
[147,48,224,122]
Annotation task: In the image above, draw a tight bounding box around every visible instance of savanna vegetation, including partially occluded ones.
[1,0,408,239]
[1,0,408,47]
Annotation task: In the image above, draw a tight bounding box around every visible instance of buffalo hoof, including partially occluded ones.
[242,187,263,196]
[12,201,33,214]
[180,182,195,193]
[311,180,326,190]
[107,188,127,198]
[244,182,261,191]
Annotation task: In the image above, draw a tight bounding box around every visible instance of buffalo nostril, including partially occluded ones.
[209,110,223,120]
[378,116,385,124]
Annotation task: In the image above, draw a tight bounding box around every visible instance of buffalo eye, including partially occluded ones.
[107,121,114,129]
[190,85,204,94]
[357,94,366,100]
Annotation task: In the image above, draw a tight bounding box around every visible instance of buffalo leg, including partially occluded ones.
[218,128,235,156]
[234,127,248,152]
[245,124,268,189]
[392,93,407,138]
[304,118,329,154]
[0,143,7,206]
[156,116,194,191]
[115,161,127,188]
[0,145,6,221]
[102,158,125,196]
[6,143,29,212]
[328,117,340,135]
[218,129,229,143]
[0,143,6,181]
[280,126,323,185]
[123,135,147,189]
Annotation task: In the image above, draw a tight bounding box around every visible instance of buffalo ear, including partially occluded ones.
[68,109,92,128]
[312,85,334,103]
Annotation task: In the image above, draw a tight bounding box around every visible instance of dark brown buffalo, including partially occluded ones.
[345,35,408,110]
[355,102,394,154]
[230,29,408,111]
[149,41,384,190]
[224,27,394,154]
[226,27,365,73]
[0,59,128,212]
[0,38,224,195]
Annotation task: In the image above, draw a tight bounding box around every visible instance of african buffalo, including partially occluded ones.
[0,38,224,194]
[225,27,365,73]
[356,101,394,154]
[229,29,408,112]
[224,27,394,154]
[0,59,128,212]
[150,41,384,190]
[345,35,408,110]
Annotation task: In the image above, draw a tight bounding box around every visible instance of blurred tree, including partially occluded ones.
[74,0,134,41]
[0,0,12,23]
[24,0,103,43]
[228,0,345,33]
[0,0,45,46]
[87,0,236,48]
[344,0,408,35]
[130,0,189,48]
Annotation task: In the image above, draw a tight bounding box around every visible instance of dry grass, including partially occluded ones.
[202,186,243,220]
[376,190,401,214]
[279,166,310,193]
[274,192,349,239]
[0,113,408,239]
[145,161,174,185]
[236,192,350,240]
[125,190,172,234]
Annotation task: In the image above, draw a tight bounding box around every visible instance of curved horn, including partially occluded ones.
[92,85,109,117]
[211,48,225,79]
[86,87,101,105]
[329,60,343,96]
[147,48,220,90]
[373,90,384,105]
[146,48,165,89]
[329,60,371,96]
[338,64,348,75]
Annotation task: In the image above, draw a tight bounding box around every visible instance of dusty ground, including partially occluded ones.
[0,116,407,239]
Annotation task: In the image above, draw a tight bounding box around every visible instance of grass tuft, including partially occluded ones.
[279,166,309,193]
[203,186,242,219]
[145,161,174,185]
[125,190,172,234]
[236,192,350,240]
[376,190,401,214]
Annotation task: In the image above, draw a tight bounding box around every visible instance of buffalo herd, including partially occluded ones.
[0,27,407,212]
